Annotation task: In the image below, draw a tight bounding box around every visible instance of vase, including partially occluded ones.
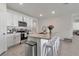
[49,30,52,39]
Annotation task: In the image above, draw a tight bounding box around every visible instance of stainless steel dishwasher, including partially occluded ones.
[25,41,37,56]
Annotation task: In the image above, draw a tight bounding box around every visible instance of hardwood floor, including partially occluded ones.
[2,43,26,56]
[2,35,79,56]
[60,35,79,56]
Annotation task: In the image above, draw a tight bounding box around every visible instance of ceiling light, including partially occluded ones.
[52,11,55,14]
[40,14,43,16]
[19,3,23,5]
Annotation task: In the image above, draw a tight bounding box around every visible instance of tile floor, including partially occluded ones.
[2,35,79,56]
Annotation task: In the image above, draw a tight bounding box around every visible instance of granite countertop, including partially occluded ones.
[28,33,51,40]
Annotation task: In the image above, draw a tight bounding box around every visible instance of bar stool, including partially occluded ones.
[42,42,53,56]
[42,36,60,56]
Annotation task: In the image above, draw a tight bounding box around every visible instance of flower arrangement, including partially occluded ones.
[48,25,54,30]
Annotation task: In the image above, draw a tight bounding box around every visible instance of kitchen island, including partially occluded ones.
[27,33,60,56]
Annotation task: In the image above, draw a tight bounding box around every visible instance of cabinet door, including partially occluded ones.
[18,15,22,21]
[17,34,20,44]
[7,35,10,47]
[13,35,16,45]
[0,34,7,54]
[7,13,14,26]
[13,14,18,26]
[24,17,33,29]
[10,35,14,46]
[14,33,20,45]
[32,19,38,32]
[7,34,14,47]
[13,15,22,26]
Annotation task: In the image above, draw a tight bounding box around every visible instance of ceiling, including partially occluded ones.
[7,3,79,19]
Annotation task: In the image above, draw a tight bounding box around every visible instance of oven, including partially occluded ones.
[17,30,28,40]
[17,21,28,43]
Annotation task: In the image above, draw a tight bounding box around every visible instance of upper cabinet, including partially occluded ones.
[7,12,22,26]
[7,9,38,32]
[32,18,38,33]
[13,14,22,26]
[24,17,33,29]
[13,14,18,26]
[7,13,14,26]
[24,16,38,32]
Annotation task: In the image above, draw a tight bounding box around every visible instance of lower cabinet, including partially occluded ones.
[7,34,13,47]
[0,34,7,55]
[13,34,20,45]
[7,33,20,48]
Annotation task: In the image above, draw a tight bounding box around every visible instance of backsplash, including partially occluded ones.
[7,26,30,34]
[7,26,17,33]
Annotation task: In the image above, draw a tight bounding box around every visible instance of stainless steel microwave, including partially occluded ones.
[18,21,27,27]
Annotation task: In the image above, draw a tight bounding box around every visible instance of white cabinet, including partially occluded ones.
[7,13,22,26]
[7,13,14,26]
[13,33,20,45]
[7,11,38,28]
[7,33,20,48]
[7,34,14,47]
[15,33,21,45]
[32,18,38,33]
[0,11,7,54]
[18,15,22,21]
[24,17,38,33]
[13,15,22,26]
[24,17,33,28]
[13,14,18,26]
[0,34,7,54]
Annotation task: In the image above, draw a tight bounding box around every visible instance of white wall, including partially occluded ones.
[38,15,73,39]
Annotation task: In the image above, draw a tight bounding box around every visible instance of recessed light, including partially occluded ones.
[40,14,43,16]
[19,3,23,5]
[52,11,55,14]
